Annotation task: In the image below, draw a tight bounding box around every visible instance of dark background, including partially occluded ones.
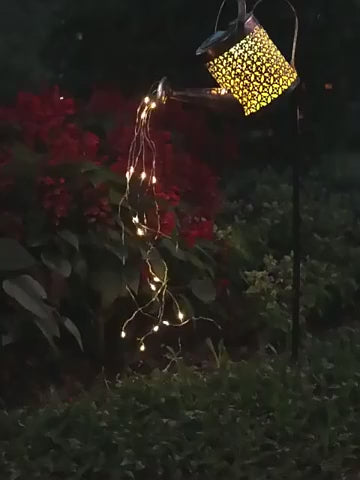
[0,0,359,156]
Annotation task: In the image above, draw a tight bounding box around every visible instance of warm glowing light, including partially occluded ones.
[153,325,160,333]
[150,283,157,292]
[141,110,147,120]
[144,96,150,104]
[140,171,147,181]
[130,166,135,175]
[132,215,139,224]
[178,311,184,321]
[152,176,157,185]
[59,96,64,100]
[153,276,161,283]
[206,25,298,116]
[140,344,146,352]
[137,227,145,236]
[150,102,157,109]
[121,331,126,339]
[220,88,227,95]
[163,321,170,326]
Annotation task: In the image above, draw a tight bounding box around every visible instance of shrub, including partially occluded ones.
[1,328,360,479]
[0,87,233,360]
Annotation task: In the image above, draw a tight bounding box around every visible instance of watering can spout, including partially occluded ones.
[156,77,239,113]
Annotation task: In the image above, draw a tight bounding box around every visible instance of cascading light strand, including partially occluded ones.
[118,81,220,352]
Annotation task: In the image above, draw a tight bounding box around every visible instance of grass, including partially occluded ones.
[1,328,360,479]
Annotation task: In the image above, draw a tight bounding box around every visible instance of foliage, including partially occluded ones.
[0,87,230,357]
[215,163,360,340]
[2,328,360,478]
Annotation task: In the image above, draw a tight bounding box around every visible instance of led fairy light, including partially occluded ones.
[118,82,222,352]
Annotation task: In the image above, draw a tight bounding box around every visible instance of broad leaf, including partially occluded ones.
[0,238,36,271]
[90,270,127,308]
[161,238,186,261]
[147,248,166,280]
[61,317,83,351]
[190,278,217,304]
[125,266,140,295]
[41,250,72,278]
[2,276,60,347]
[58,230,79,251]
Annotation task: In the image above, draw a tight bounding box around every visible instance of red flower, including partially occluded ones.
[39,177,72,225]
[160,210,176,236]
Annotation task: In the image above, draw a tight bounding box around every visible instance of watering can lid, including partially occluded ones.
[196,14,257,59]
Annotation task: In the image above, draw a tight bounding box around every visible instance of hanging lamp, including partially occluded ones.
[196,0,299,116]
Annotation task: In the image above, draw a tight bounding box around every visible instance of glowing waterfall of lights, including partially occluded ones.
[118,83,218,352]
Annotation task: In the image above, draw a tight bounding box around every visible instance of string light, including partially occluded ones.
[116,82,220,351]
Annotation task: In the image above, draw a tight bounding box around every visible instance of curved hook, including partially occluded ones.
[252,0,299,67]
[214,0,247,32]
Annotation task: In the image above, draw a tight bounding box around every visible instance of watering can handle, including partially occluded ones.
[251,0,299,67]
[214,0,247,32]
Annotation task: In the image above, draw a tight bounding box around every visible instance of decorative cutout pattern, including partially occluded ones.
[207,25,298,116]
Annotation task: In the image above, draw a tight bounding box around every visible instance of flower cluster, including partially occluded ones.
[0,86,236,246]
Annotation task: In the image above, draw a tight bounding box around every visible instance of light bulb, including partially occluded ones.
[150,283,156,292]
[140,344,146,352]
[140,171,147,181]
[150,102,157,110]
[163,321,170,326]
[121,331,126,339]
[153,325,160,333]
[132,215,139,224]
[59,96,64,100]
[144,96,150,104]
[137,227,145,237]
[178,311,184,321]
[153,276,161,283]
[152,176,157,185]
[130,166,135,175]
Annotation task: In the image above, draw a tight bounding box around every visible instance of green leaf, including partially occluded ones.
[61,317,83,351]
[41,250,72,278]
[2,275,60,346]
[147,248,166,280]
[190,278,217,304]
[58,230,79,251]
[161,238,186,260]
[73,254,88,280]
[90,270,127,308]
[0,238,36,271]
[125,266,140,295]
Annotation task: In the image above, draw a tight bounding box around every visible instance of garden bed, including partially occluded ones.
[1,328,360,479]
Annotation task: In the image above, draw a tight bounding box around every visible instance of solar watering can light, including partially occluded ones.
[134,0,302,359]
